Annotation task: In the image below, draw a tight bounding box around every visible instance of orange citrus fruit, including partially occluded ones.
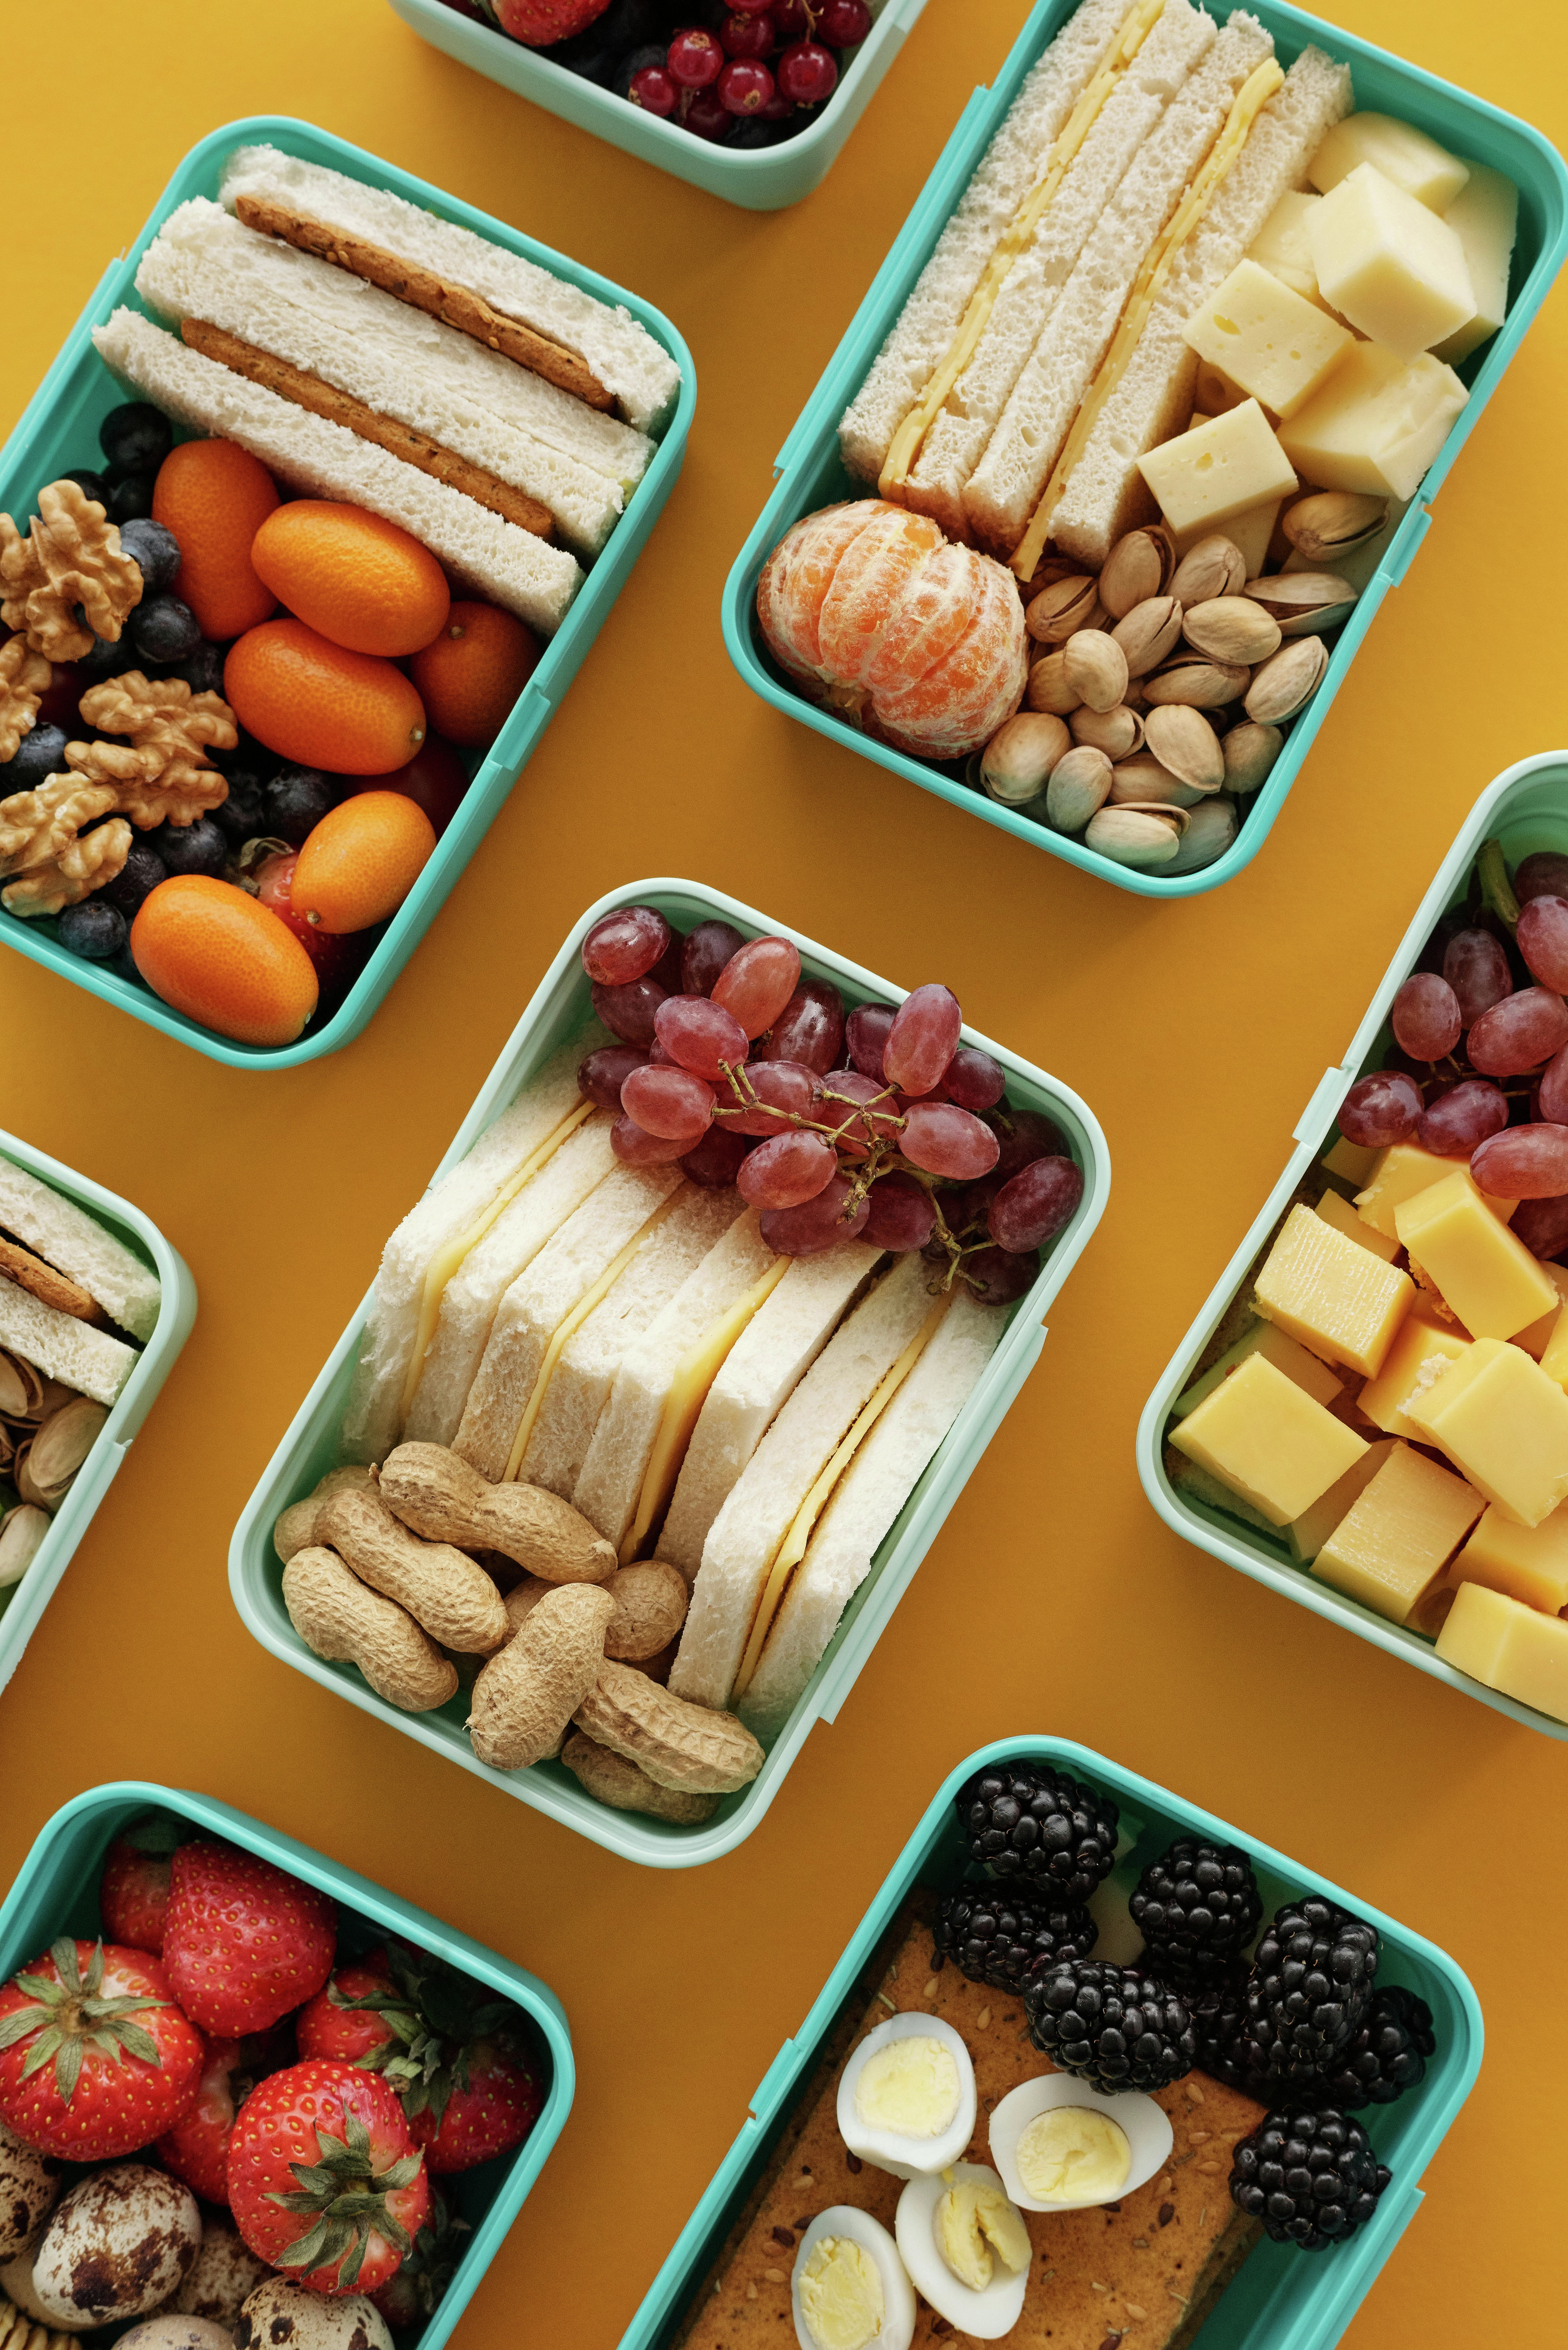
[291,792,437,935]
[224,618,426,774]
[249,502,451,658]
[131,876,319,1047]
[409,601,539,750]
[152,440,280,641]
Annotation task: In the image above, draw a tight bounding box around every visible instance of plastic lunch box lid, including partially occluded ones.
[618,1733,1484,2350]
[0,1133,196,1703]
[382,0,931,212]
[1137,749,1568,1741]
[228,878,1111,1868]
[720,0,1568,898]
[0,1779,574,2350]
[0,114,694,1072]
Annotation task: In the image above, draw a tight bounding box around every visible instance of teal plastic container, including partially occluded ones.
[1137,749,1568,1740]
[229,880,1111,1867]
[0,1780,573,2349]
[722,0,1568,897]
[0,1134,195,1701]
[383,0,930,212]
[620,1734,1483,2350]
[0,116,693,1070]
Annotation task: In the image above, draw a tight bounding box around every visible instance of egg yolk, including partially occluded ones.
[854,2036,961,2138]
[799,2237,885,2350]
[1017,2106,1132,2201]
[936,2181,1032,2290]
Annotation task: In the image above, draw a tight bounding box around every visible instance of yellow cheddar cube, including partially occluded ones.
[1279,344,1468,503]
[1254,1203,1413,1377]
[1288,1438,1397,1564]
[1514,1266,1568,1361]
[1172,1319,1342,1420]
[1403,1337,1568,1528]
[1354,1141,1516,1239]
[1183,261,1356,421]
[1309,114,1471,213]
[1357,1312,1471,1437]
[1322,1136,1378,1186]
[1394,1174,1557,1342]
[1136,400,1299,536]
[1433,164,1518,365]
[1537,1297,1568,1389]
[1169,1351,1367,1529]
[1313,1441,1484,1622]
[1436,1580,1568,1724]
[1455,1500,1568,1614]
[1315,1188,1400,1263]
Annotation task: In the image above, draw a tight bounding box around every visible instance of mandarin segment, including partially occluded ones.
[409,600,540,750]
[291,790,436,934]
[224,618,426,774]
[250,501,451,658]
[152,438,280,640]
[131,874,319,1047]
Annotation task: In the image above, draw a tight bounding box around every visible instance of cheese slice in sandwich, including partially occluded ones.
[659,1239,884,1581]
[670,1252,944,1713]
[0,1274,139,1408]
[219,146,682,437]
[0,1159,160,1343]
[898,0,1217,541]
[518,1185,748,1500]
[452,1163,689,1482]
[737,1290,1004,1740]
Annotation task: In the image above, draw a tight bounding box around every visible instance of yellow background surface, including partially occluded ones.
[4,1,1567,2342]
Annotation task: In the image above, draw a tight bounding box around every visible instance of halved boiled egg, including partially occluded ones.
[894,2163,1032,2340]
[790,2206,915,2350]
[989,2072,1173,2211]
[835,2012,976,2180]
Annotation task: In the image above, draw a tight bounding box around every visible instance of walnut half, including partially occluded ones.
[0,481,143,662]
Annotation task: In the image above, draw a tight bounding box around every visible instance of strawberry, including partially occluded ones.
[368,2187,469,2331]
[296,1947,399,2068]
[99,1809,188,1953]
[163,1841,336,2034]
[227,2059,428,2296]
[493,0,614,42]
[0,1938,205,2160]
[154,2021,297,2203]
[409,2038,543,2174]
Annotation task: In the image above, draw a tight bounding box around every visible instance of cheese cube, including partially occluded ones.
[1315,1188,1400,1263]
[1313,1441,1484,1622]
[1433,164,1519,364]
[1455,1499,1568,1613]
[1248,191,1325,304]
[1254,1202,1413,1377]
[1403,1337,1568,1528]
[1172,1319,1343,1420]
[1436,1580,1568,1723]
[1309,166,1475,358]
[1394,1174,1557,1340]
[1194,362,1250,419]
[1355,1141,1515,1239]
[1169,1351,1368,1528]
[1536,1294,1568,1388]
[1323,1136,1378,1186]
[1280,345,1468,502]
[1184,261,1355,422]
[1171,499,1279,581]
[1288,1438,1397,1563]
[1137,401,1299,536]
[1513,1266,1568,1361]
[1309,113,1471,212]
[1357,1312,1472,1437]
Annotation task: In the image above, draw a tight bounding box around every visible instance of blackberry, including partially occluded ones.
[1131,1838,1262,1983]
[932,1892,1097,1995]
[959,1763,1119,1901]
[1229,2108,1390,2250]
[1024,1960,1195,2094]
[1244,1899,1380,2083]
[1309,1987,1435,2111]
[1187,1967,1263,2094]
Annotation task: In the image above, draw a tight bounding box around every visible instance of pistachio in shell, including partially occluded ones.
[1169,534,1247,607]
[978,714,1070,807]
[1045,744,1114,834]
[1109,755,1204,810]
[1063,628,1128,714]
[1143,652,1250,709]
[1024,573,1098,644]
[1025,649,1081,716]
[1223,720,1285,793]
[1165,793,1239,875]
[17,1396,107,1510]
[1244,572,1357,637]
[1182,595,1282,666]
[1098,525,1175,618]
[1070,703,1144,760]
[0,1504,50,1589]
[1281,490,1388,566]
[1110,594,1182,678]
[1085,806,1184,869]
[1246,636,1329,725]
[1144,703,1225,793]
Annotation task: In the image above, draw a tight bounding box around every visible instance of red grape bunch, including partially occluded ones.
[577,903,1083,1300]
[628,2,867,138]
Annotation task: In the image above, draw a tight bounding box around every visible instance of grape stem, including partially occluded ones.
[1478,838,1520,933]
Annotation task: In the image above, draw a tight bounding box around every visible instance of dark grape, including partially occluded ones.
[680,1125,752,1188]
[758,979,845,1074]
[622,1063,714,1141]
[861,1173,935,1253]
[1443,928,1512,1026]
[682,918,745,996]
[1391,972,1461,1061]
[1338,1071,1422,1148]
[963,1245,1037,1306]
[988,1156,1084,1251]
[582,903,671,984]
[612,1114,688,1165]
[760,1174,871,1256]
[1416,1079,1508,1157]
[846,1002,894,1081]
[1470,1123,1568,1199]
[580,1044,648,1110]
[942,1174,1004,1238]
[1515,852,1568,904]
[738,1129,837,1209]
[990,1109,1071,1180]
[812,1068,902,1159]
[712,935,802,1037]
[901,1102,1001,1180]
[885,983,962,1097]
[1467,988,1568,1077]
[1538,1041,1568,1125]
[943,1046,1007,1113]
[655,992,749,1080]
[1511,1193,1568,1259]
[591,975,666,1047]
[1516,895,1568,991]
[721,1058,816,1138]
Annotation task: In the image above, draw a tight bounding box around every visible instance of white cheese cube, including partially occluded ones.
[1309,165,1477,360]
[1248,191,1325,304]
[1183,260,1356,420]
[1309,112,1471,211]
[1279,344,1468,501]
[1433,163,1519,363]
[1137,401,1299,536]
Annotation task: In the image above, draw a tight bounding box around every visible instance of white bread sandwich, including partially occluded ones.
[0,1274,139,1408]
[658,1239,883,1581]
[0,1159,160,1342]
[669,1252,948,1713]
[736,1288,1004,1739]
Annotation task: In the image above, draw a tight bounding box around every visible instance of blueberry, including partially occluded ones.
[169,640,226,697]
[0,725,68,793]
[263,767,336,846]
[147,817,228,877]
[99,843,168,914]
[99,401,173,478]
[130,596,201,664]
[77,633,138,681]
[56,899,128,961]
[213,769,268,845]
[107,473,157,526]
[61,468,112,508]
[118,517,181,596]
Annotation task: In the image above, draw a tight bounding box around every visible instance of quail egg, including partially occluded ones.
[836,2013,976,2180]
[989,2073,1173,2211]
[790,2207,915,2350]
[894,2163,1031,2340]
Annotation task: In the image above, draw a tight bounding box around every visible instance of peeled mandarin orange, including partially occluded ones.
[131,876,319,1047]
[225,618,426,774]
[409,600,539,750]
[152,440,280,640]
[291,792,437,934]
[249,502,451,658]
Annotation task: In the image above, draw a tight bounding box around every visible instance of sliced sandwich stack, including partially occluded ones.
[94,145,682,636]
